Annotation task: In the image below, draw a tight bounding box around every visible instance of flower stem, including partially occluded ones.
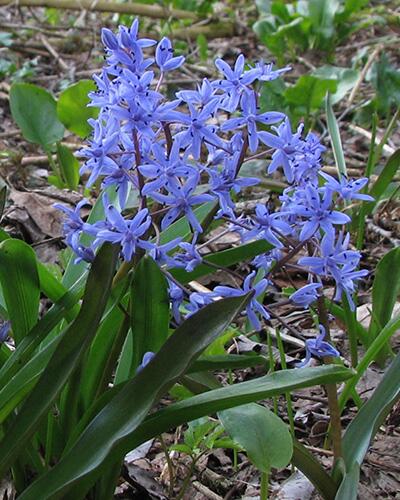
[317,295,343,461]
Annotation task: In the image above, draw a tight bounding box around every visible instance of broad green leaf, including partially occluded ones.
[130,256,169,372]
[219,403,292,471]
[308,0,340,44]
[0,243,119,477]
[57,80,98,138]
[19,294,251,499]
[172,240,272,283]
[9,83,64,149]
[338,354,400,499]
[312,66,359,104]
[0,239,40,344]
[56,143,80,190]
[326,93,347,178]
[369,247,400,340]
[285,75,337,116]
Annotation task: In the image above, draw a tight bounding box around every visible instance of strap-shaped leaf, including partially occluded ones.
[337,354,400,500]
[130,256,169,372]
[0,243,119,477]
[0,239,40,344]
[369,247,400,338]
[19,293,251,499]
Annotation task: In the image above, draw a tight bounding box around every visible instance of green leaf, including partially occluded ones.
[338,354,400,499]
[312,66,359,104]
[369,247,400,340]
[285,75,337,116]
[57,80,98,138]
[326,93,347,178]
[9,83,64,149]
[0,239,40,344]
[292,439,337,500]
[0,273,85,391]
[130,256,169,372]
[0,336,60,425]
[0,243,119,478]
[56,143,80,190]
[19,294,251,499]
[308,0,340,45]
[123,366,353,459]
[366,149,400,215]
[219,403,292,471]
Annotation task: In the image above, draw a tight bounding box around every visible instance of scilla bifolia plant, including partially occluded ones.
[0,19,394,500]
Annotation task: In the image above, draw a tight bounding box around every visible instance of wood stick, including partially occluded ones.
[0,0,198,20]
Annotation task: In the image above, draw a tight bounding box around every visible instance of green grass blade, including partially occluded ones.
[325,93,347,178]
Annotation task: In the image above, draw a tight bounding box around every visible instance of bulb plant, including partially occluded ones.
[0,18,399,500]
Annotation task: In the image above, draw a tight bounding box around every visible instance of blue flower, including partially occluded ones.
[0,321,11,343]
[185,292,215,318]
[168,280,184,323]
[213,54,258,111]
[176,78,220,107]
[291,186,351,241]
[177,101,223,159]
[319,173,374,202]
[139,139,196,196]
[290,283,322,308]
[155,37,185,72]
[221,91,285,152]
[209,152,259,218]
[296,325,340,368]
[251,61,291,81]
[170,233,202,272]
[54,199,92,250]
[240,203,292,249]
[214,271,270,331]
[136,351,156,373]
[151,175,214,233]
[259,118,304,183]
[94,195,152,261]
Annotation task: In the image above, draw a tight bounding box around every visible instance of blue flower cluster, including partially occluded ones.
[56,20,372,367]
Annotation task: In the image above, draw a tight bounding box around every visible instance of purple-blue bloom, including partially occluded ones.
[290,283,322,308]
[0,321,11,343]
[151,175,214,233]
[319,173,374,202]
[214,271,270,331]
[155,37,185,72]
[94,195,152,261]
[221,91,285,152]
[296,325,340,368]
[136,351,156,373]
